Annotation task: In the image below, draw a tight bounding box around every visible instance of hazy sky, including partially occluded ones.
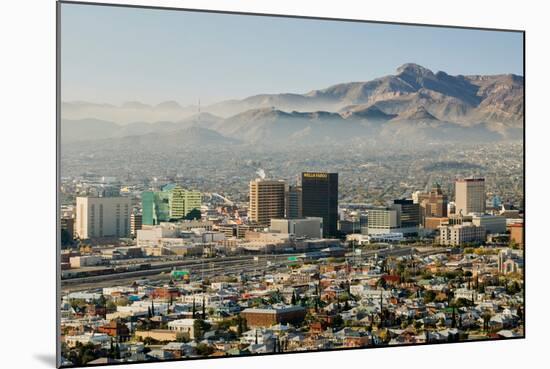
[61,3,523,106]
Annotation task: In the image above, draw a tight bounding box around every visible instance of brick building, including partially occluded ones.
[97,320,130,342]
[241,305,306,328]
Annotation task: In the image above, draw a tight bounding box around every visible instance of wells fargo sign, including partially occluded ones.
[303,172,328,179]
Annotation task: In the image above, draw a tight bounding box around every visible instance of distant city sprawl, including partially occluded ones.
[59,140,524,365]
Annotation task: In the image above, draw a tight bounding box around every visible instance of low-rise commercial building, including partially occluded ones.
[241,305,307,328]
[270,217,323,239]
[439,223,486,246]
[472,214,506,234]
[167,319,196,338]
[69,255,103,268]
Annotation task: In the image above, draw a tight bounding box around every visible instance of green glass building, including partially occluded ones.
[142,184,201,225]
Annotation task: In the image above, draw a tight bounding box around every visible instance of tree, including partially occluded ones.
[114,343,121,360]
[61,229,73,247]
[193,319,211,341]
[192,298,196,319]
[201,296,206,320]
[331,314,344,328]
[176,332,189,343]
[185,209,201,220]
[423,290,437,304]
[77,342,97,365]
[95,295,107,311]
[195,343,214,356]
[106,300,117,313]
[451,306,457,328]
[291,291,297,305]
[455,298,474,308]
[237,316,245,337]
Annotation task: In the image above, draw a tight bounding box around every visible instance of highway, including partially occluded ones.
[61,245,447,293]
[61,253,299,292]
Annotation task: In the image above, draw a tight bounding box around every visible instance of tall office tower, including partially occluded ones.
[455,178,486,216]
[75,196,131,239]
[301,172,338,237]
[248,179,286,226]
[130,213,142,237]
[392,199,420,227]
[417,183,448,224]
[285,185,303,219]
[142,184,201,225]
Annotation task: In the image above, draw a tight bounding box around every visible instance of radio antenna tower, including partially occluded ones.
[198,99,201,124]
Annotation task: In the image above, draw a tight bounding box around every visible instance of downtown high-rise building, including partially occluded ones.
[392,199,421,228]
[416,182,448,225]
[248,179,286,226]
[75,195,131,239]
[142,184,201,225]
[301,172,338,237]
[285,185,303,219]
[455,178,486,216]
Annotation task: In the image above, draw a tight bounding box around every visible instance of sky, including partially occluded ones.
[61,3,524,106]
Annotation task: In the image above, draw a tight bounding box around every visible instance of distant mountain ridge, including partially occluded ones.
[61,63,523,147]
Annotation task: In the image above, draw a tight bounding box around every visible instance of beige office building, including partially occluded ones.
[75,196,131,239]
[367,208,399,234]
[439,223,486,246]
[455,178,486,216]
[249,179,286,226]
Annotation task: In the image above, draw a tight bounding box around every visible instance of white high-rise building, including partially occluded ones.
[75,196,131,239]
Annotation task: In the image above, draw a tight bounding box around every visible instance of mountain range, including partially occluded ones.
[61,63,524,147]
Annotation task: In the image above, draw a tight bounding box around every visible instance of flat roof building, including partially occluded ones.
[302,172,338,237]
[392,199,421,227]
[439,223,486,246]
[455,178,486,216]
[75,195,131,239]
[415,183,448,225]
[270,217,323,239]
[130,213,142,237]
[142,184,201,226]
[248,179,286,227]
[285,185,303,219]
[472,214,506,234]
[241,305,307,328]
